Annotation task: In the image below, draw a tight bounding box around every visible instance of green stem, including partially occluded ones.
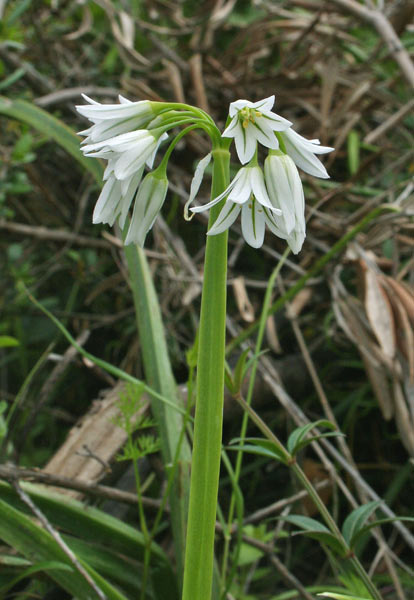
[182,146,230,600]
[291,463,382,600]
[234,394,382,600]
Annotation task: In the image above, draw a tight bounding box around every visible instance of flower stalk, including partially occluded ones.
[181,146,230,600]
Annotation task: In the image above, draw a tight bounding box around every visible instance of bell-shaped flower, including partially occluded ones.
[77,95,170,236]
[76,94,156,144]
[190,164,282,248]
[81,129,166,181]
[279,128,334,179]
[92,167,145,228]
[124,169,169,246]
[264,151,306,254]
[222,96,292,165]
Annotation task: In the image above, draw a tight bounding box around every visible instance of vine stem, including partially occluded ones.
[181,146,230,600]
[234,392,383,600]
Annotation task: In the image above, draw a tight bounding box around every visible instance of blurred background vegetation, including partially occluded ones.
[0,1,414,599]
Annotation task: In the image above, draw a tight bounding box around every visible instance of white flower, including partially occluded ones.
[76,95,169,237]
[191,164,282,248]
[76,94,155,144]
[81,129,163,180]
[222,96,292,165]
[264,152,306,254]
[280,128,334,179]
[92,168,144,228]
[124,171,168,246]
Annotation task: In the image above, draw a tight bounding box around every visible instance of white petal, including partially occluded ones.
[228,168,252,204]
[286,229,306,254]
[250,167,282,214]
[282,128,333,179]
[284,141,330,178]
[285,128,334,155]
[83,130,151,153]
[249,120,280,150]
[114,138,155,180]
[229,99,254,117]
[241,201,265,248]
[81,94,100,105]
[76,100,152,121]
[234,127,256,165]
[77,125,94,137]
[184,153,212,220]
[125,175,168,246]
[146,132,168,168]
[263,207,287,238]
[190,169,242,213]
[249,95,275,112]
[118,95,132,104]
[286,159,305,229]
[258,111,292,131]
[92,176,120,224]
[222,115,240,138]
[207,201,241,236]
[264,156,296,234]
[87,116,151,143]
[118,167,145,228]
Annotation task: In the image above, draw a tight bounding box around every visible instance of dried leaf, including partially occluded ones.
[393,377,414,456]
[381,277,414,382]
[288,287,313,318]
[361,354,394,420]
[364,267,396,359]
[266,315,282,354]
[384,277,414,325]
[232,276,255,322]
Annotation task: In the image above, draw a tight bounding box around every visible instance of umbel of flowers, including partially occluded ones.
[77,94,333,253]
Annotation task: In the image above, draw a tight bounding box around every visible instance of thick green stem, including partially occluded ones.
[182,147,230,600]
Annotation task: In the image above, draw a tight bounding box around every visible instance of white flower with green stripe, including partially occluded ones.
[190,163,282,248]
[222,96,291,164]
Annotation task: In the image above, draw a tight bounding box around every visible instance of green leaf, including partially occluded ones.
[0,96,103,183]
[0,481,179,599]
[65,536,147,598]
[341,501,382,546]
[123,242,192,580]
[233,348,250,393]
[0,497,128,600]
[347,130,360,175]
[349,516,414,549]
[280,514,331,533]
[279,515,346,556]
[0,561,72,596]
[228,437,288,464]
[287,420,340,455]
[0,68,26,91]
[0,335,19,348]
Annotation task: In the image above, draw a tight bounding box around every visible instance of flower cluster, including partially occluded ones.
[77,94,333,253]
[77,95,189,246]
[191,96,333,253]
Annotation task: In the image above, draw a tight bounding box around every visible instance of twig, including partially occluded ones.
[35,87,119,107]
[0,463,162,509]
[0,220,111,248]
[330,0,414,87]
